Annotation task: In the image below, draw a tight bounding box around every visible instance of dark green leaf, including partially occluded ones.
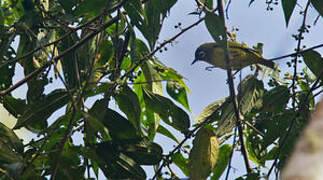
[263,86,290,112]
[74,0,107,18]
[134,0,177,49]
[48,144,84,180]
[143,88,190,134]
[302,50,323,80]
[310,0,323,16]
[238,75,264,114]
[58,0,77,13]
[0,122,23,179]
[282,0,296,27]
[211,144,232,180]
[115,85,141,132]
[56,32,80,89]
[0,122,23,154]
[205,12,226,42]
[121,140,162,165]
[95,141,147,179]
[216,98,235,137]
[89,99,140,141]
[3,95,27,118]
[97,39,114,66]
[14,89,71,132]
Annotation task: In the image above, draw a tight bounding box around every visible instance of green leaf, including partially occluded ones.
[97,39,114,66]
[238,75,265,114]
[56,32,80,89]
[166,81,190,112]
[133,0,177,49]
[2,95,27,118]
[263,85,290,112]
[189,127,219,180]
[0,122,23,179]
[115,85,141,132]
[282,0,296,27]
[58,0,77,13]
[211,144,232,180]
[74,0,107,18]
[49,144,84,180]
[14,89,71,132]
[83,112,111,142]
[172,152,189,176]
[216,98,235,137]
[205,12,226,43]
[95,141,147,179]
[143,87,190,134]
[89,99,140,141]
[157,125,180,143]
[302,50,323,80]
[120,140,162,165]
[245,137,263,166]
[194,98,226,124]
[310,0,323,16]
[0,122,23,154]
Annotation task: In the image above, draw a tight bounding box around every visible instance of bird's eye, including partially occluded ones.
[198,51,206,58]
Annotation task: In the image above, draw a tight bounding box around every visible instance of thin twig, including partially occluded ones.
[0,16,119,97]
[152,105,223,179]
[50,110,76,180]
[0,0,130,70]
[267,43,323,61]
[217,0,252,173]
[267,70,322,178]
[267,1,311,176]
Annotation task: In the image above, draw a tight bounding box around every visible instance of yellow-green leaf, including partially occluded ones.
[189,127,219,180]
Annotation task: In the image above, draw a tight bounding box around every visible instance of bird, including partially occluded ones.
[191,41,275,70]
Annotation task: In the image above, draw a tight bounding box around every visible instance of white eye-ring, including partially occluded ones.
[198,51,206,58]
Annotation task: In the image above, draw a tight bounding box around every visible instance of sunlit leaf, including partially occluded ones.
[194,98,226,124]
[157,125,180,143]
[166,81,190,112]
[172,151,189,176]
[189,127,219,180]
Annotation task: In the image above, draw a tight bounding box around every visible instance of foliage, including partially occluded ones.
[0,0,322,179]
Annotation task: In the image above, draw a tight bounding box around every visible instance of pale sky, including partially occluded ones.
[1,0,322,179]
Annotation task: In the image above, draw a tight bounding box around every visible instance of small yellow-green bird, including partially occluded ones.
[191,41,275,70]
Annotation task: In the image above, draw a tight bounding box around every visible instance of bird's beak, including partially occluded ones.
[191,59,198,65]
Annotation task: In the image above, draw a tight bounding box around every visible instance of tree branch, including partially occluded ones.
[217,0,252,174]
[0,16,119,97]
